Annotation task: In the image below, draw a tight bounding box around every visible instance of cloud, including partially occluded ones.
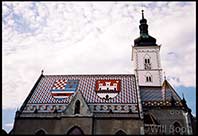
[2,2,196,110]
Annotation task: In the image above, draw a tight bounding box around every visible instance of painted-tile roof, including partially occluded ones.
[139,80,181,102]
[19,74,140,114]
[25,74,138,105]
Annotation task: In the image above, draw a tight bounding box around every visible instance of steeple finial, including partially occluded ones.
[142,10,144,19]
[139,10,148,35]
[164,71,166,80]
[41,69,44,75]
[182,93,185,100]
[181,92,187,108]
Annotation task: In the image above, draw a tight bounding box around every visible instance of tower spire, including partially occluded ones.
[132,10,162,87]
[134,10,157,46]
[139,10,148,35]
[142,10,144,19]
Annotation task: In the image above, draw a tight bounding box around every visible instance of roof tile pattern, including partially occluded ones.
[139,81,181,102]
[28,74,138,104]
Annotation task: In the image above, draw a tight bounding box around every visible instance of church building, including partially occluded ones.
[11,10,194,135]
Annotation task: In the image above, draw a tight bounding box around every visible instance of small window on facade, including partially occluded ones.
[74,100,80,114]
[146,76,152,82]
[145,58,150,64]
[145,59,147,64]
[149,77,152,82]
[146,77,148,82]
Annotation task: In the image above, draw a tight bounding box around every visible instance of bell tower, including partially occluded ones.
[132,10,163,86]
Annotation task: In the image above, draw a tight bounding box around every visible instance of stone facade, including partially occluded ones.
[12,90,143,135]
[12,88,194,135]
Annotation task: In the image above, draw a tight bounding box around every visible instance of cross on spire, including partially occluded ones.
[41,69,44,75]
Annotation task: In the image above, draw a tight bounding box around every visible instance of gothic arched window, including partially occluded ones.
[67,126,84,135]
[74,100,80,114]
[171,121,182,135]
[35,129,47,135]
[115,130,127,135]
[145,73,152,82]
[149,76,152,82]
[144,54,151,70]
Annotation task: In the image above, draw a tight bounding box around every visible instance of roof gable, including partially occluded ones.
[64,90,92,116]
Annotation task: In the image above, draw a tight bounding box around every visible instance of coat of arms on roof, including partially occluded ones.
[95,79,121,99]
[50,79,79,100]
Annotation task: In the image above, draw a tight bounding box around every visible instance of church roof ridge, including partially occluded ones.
[19,73,44,112]
[43,74,135,77]
[162,79,182,101]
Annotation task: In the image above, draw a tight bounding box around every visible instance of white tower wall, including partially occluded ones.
[132,45,163,86]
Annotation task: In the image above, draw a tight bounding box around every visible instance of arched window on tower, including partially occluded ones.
[74,100,80,114]
[145,73,152,82]
[144,54,151,70]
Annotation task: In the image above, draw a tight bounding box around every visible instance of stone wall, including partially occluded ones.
[13,117,93,135]
[13,116,143,135]
[144,108,190,135]
[94,118,143,135]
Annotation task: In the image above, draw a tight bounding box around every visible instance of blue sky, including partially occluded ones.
[2,2,196,133]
